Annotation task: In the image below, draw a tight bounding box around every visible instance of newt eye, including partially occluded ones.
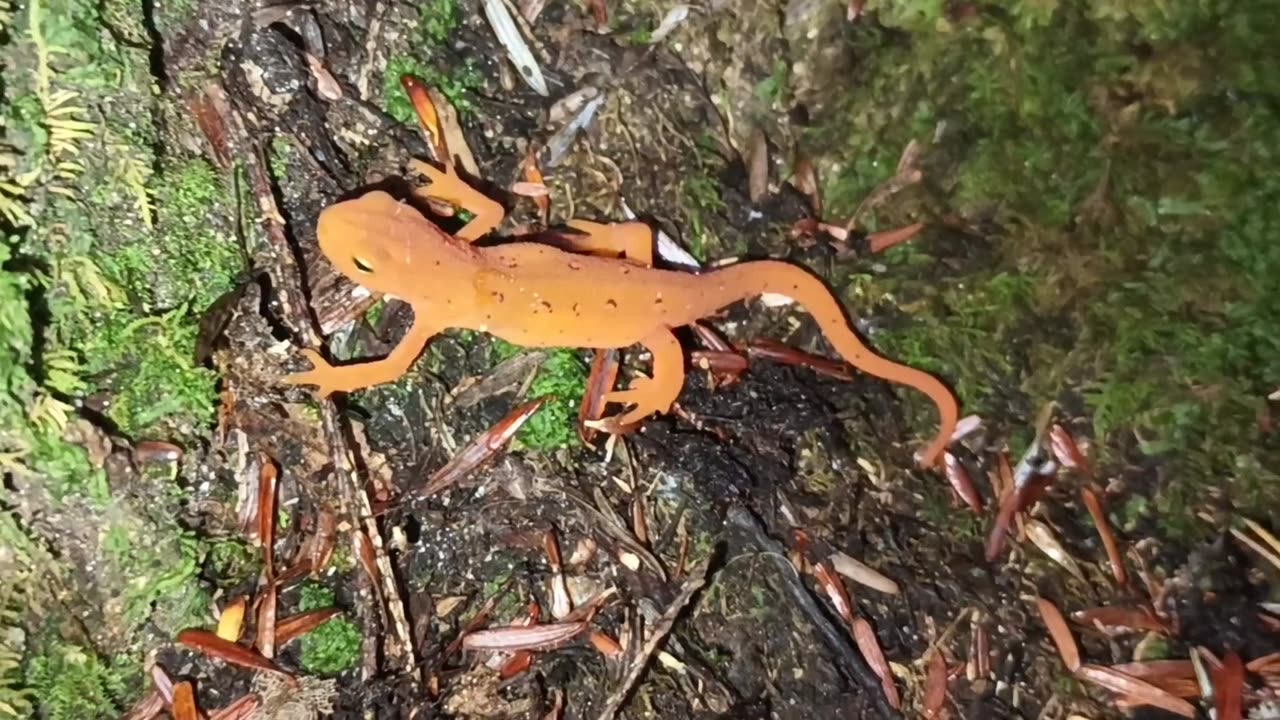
[352,256,375,273]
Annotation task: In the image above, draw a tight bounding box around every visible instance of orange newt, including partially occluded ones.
[284,160,959,468]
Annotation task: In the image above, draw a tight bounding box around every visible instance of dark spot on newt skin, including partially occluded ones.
[606,299,618,308]
[568,260,582,270]
[572,303,581,315]
[539,300,553,312]
[492,291,505,303]
[654,297,663,304]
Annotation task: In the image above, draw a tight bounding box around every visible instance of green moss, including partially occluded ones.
[107,157,240,311]
[813,0,1280,539]
[269,136,293,181]
[419,0,461,45]
[491,341,588,452]
[296,583,361,675]
[101,513,207,630]
[25,644,135,720]
[207,537,258,585]
[382,0,482,124]
[0,587,33,719]
[383,55,484,123]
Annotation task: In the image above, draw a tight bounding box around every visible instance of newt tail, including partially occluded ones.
[692,260,958,469]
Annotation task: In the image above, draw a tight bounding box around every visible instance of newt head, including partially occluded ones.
[315,189,465,301]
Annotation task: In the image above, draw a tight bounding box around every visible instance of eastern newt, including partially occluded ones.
[284,160,959,468]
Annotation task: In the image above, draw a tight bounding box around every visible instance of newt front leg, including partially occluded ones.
[284,316,440,398]
[409,159,505,241]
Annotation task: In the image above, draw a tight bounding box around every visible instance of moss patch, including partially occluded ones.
[491,340,589,452]
[24,643,135,720]
[810,0,1280,538]
[382,0,484,123]
[296,583,361,675]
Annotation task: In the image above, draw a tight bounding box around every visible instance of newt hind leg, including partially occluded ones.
[604,326,685,426]
[408,159,505,241]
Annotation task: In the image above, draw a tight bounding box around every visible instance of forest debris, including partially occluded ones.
[275,608,343,646]
[1211,651,1244,720]
[790,153,821,216]
[235,119,419,682]
[1080,486,1127,585]
[1035,597,1080,672]
[176,629,293,680]
[741,340,855,381]
[257,454,278,577]
[1231,518,1280,572]
[482,0,548,96]
[1050,423,1093,477]
[828,552,900,595]
[190,82,234,169]
[309,507,337,577]
[586,0,607,31]
[216,595,247,642]
[255,583,277,658]
[943,451,983,512]
[544,529,572,619]
[519,0,547,24]
[813,561,856,625]
[401,74,447,163]
[589,630,623,657]
[579,349,620,445]
[134,440,183,464]
[728,506,899,720]
[421,397,547,497]
[122,690,164,720]
[171,681,198,720]
[208,695,260,720]
[923,649,947,718]
[597,564,708,720]
[866,222,925,254]
[747,126,768,204]
[967,614,990,679]
[1110,660,1198,697]
[305,53,342,100]
[449,350,546,409]
[1024,520,1087,583]
[852,618,901,709]
[1075,665,1196,717]
[846,141,924,230]
[1071,605,1169,636]
[649,5,690,44]
[462,620,589,652]
[950,414,983,442]
[545,92,606,168]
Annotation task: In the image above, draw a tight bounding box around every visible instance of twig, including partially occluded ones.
[356,0,385,100]
[226,98,420,687]
[727,505,901,720]
[598,564,709,720]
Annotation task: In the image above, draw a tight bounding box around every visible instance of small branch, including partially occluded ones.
[598,564,709,720]
[727,505,901,720]
[225,95,420,687]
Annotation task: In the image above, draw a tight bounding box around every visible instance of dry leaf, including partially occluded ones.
[1074,664,1196,717]
[828,552,900,595]
[1036,597,1080,672]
